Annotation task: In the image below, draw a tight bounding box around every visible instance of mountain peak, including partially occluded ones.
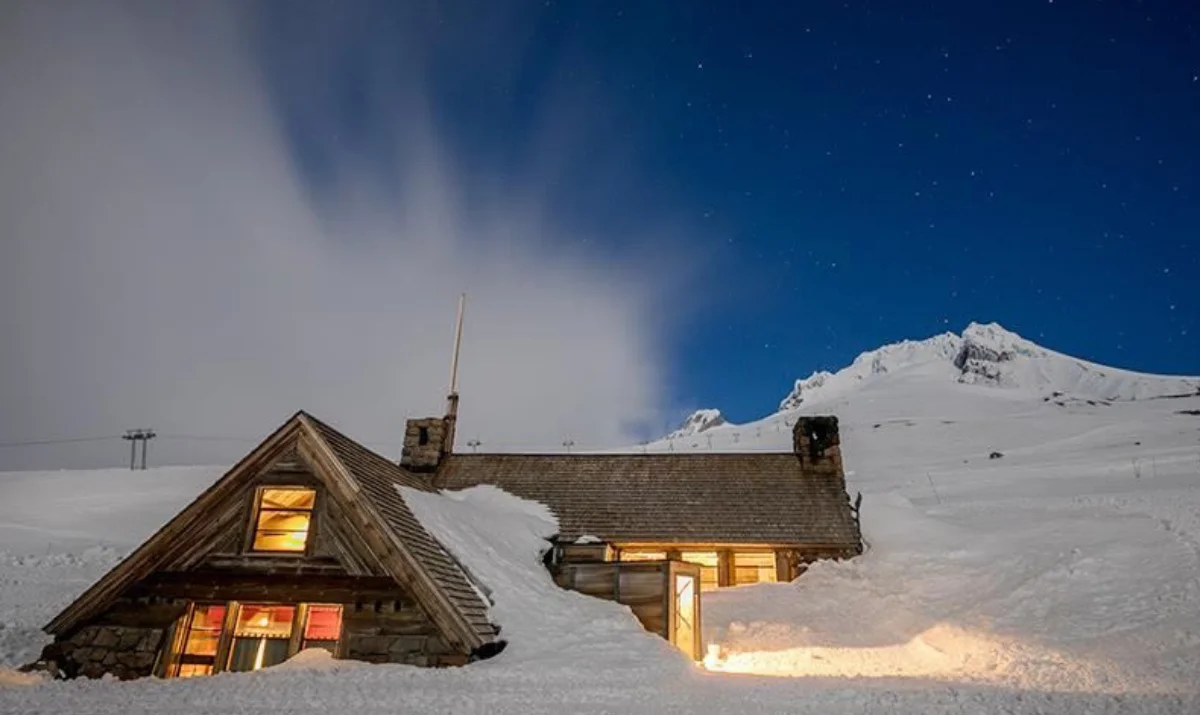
[777,322,1199,411]
[778,329,964,411]
[666,408,728,440]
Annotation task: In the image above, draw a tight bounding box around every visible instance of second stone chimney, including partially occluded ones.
[792,415,843,474]
[400,417,449,472]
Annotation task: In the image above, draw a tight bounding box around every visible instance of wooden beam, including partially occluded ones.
[129,572,402,603]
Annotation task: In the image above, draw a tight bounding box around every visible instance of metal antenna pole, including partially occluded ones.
[449,292,466,399]
[442,293,467,455]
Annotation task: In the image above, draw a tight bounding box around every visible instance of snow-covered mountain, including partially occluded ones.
[668,323,1198,439]
[779,322,1199,411]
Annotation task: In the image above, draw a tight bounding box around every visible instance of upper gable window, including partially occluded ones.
[250,487,316,552]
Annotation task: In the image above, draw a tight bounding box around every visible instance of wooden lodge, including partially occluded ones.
[34,408,861,680]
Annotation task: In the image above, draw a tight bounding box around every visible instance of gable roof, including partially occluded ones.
[435,453,861,548]
[300,414,494,644]
[46,412,496,652]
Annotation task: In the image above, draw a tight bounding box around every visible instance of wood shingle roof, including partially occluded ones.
[435,452,860,547]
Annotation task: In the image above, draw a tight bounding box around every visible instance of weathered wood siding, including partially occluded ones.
[557,542,615,564]
[127,573,401,604]
[343,595,469,667]
[554,561,672,639]
[160,459,387,578]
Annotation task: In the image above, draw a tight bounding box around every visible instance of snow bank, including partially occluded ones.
[703,463,1200,695]
[0,668,43,688]
[266,647,372,673]
[398,484,692,674]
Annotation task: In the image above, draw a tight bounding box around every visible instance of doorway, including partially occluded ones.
[673,573,697,658]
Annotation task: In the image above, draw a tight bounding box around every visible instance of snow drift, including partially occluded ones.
[399,484,692,673]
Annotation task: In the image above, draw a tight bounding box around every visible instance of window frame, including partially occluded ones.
[610,544,786,590]
[164,601,345,678]
[164,602,230,678]
[245,485,318,555]
[225,603,299,673]
[731,550,778,586]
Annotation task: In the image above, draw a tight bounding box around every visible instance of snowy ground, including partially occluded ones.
[2,345,1200,712]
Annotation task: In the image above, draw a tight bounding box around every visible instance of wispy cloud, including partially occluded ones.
[0,1,706,469]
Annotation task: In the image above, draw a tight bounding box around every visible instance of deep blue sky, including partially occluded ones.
[258,0,1199,425]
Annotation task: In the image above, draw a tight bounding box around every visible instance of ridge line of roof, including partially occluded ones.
[444,452,802,458]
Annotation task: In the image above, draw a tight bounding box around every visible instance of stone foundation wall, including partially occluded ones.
[55,625,166,680]
[343,596,468,667]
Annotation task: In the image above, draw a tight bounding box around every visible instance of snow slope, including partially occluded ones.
[2,324,1200,713]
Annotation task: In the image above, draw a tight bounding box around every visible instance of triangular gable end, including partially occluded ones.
[44,412,492,656]
[44,412,306,637]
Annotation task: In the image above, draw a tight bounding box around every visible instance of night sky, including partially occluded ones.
[259,0,1200,424]
[4,0,1200,470]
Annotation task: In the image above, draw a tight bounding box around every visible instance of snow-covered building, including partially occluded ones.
[35,408,861,680]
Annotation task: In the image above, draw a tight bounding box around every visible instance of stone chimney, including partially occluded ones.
[400,417,449,472]
[792,415,843,474]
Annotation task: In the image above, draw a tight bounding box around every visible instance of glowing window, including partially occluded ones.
[679,551,720,592]
[733,551,778,585]
[251,487,316,552]
[302,604,344,652]
[227,604,296,672]
[173,604,226,678]
[618,550,666,562]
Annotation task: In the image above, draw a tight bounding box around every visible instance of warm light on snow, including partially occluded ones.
[703,623,1124,694]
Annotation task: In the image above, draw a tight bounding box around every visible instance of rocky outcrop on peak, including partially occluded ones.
[666,409,728,440]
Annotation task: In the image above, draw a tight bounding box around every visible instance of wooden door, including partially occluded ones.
[672,573,697,659]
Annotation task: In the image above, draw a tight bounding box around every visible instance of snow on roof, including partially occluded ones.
[399,484,691,670]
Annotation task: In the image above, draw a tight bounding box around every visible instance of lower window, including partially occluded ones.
[617,550,666,562]
[168,601,344,677]
[302,604,343,652]
[227,604,296,672]
[173,604,226,678]
[732,551,778,585]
